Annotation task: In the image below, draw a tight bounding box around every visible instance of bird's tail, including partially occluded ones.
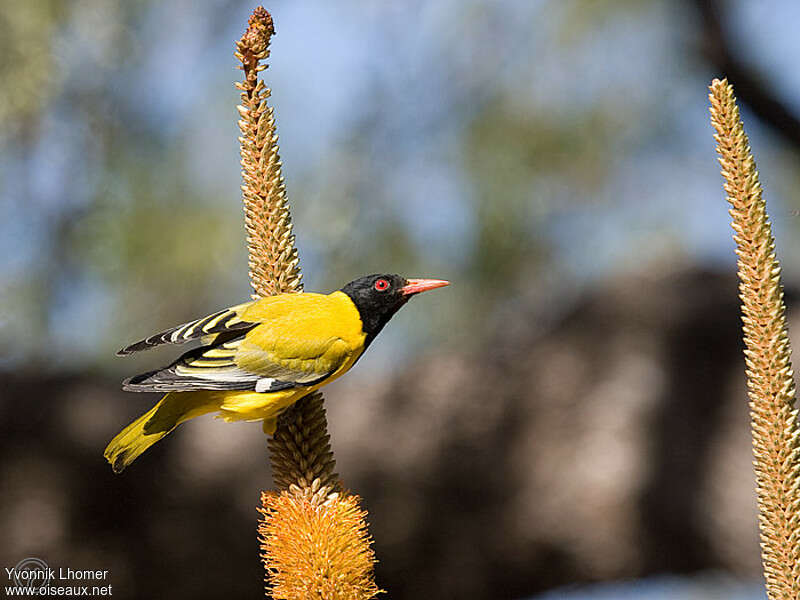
[104,391,220,473]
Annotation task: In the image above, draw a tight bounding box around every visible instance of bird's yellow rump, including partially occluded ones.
[106,274,448,472]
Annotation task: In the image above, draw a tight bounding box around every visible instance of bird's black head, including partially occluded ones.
[340,274,449,343]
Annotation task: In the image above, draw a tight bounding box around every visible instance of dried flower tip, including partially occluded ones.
[239,6,275,58]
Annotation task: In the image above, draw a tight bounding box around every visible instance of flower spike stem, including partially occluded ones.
[236,3,339,500]
[710,78,800,599]
[236,7,380,598]
[236,6,302,299]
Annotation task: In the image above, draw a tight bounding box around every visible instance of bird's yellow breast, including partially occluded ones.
[236,290,367,376]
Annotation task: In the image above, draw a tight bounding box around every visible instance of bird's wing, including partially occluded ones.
[123,335,259,392]
[122,327,355,393]
[117,302,256,355]
[121,292,364,393]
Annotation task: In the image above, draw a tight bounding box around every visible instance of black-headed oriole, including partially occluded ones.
[105,274,449,472]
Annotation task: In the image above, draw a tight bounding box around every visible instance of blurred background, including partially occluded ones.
[3,0,800,598]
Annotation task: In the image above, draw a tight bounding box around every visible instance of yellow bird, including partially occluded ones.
[105,274,449,472]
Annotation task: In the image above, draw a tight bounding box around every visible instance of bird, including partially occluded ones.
[105,274,449,473]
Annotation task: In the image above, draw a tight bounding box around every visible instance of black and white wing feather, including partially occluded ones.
[117,303,255,356]
[121,334,339,393]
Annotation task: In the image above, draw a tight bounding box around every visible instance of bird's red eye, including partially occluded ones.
[374,278,390,291]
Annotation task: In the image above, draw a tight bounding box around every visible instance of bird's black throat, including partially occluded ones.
[340,274,410,347]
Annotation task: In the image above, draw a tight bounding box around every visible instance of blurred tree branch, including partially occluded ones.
[694,0,800,150]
